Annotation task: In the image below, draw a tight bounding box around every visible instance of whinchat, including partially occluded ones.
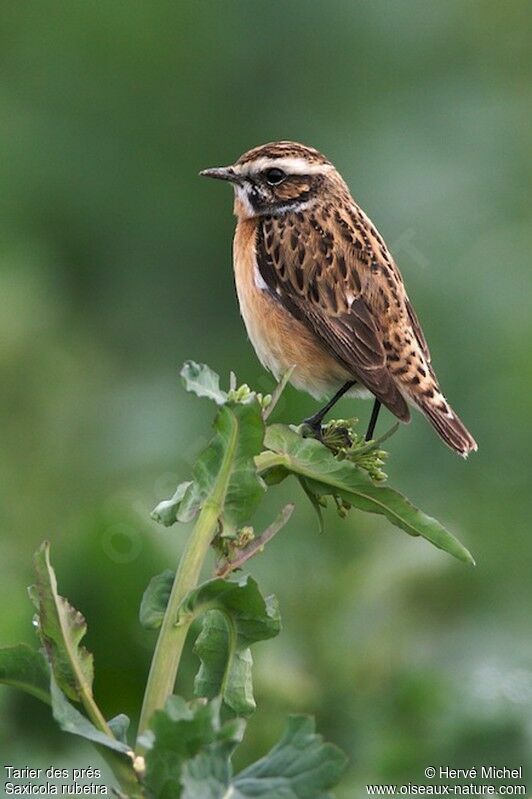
[200,141,477,457]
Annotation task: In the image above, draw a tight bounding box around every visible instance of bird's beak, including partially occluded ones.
[199,166,239,183]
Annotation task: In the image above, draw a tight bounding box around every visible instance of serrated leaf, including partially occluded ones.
[180,748,233,799]
[195,613,255,715]
[50,676,132,755]
[181,575,281,716]
[144,577,281,717]
[143,699,345,799]
[143,696,244,799]
[232,715,347,798]
[140,570,175,629]
[28,543,140,796]
[139,576,277,717]
[0,644,50,704]
[181,361,228,405]
[264,424,474,565]
[30,541,96,702]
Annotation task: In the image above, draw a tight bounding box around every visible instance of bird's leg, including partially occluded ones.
[303,381,356,437]
[365,399,382,441]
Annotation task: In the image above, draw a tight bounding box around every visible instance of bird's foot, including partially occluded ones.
[301,415,325,443]
[323,423,353,451]
[300,417,353,452]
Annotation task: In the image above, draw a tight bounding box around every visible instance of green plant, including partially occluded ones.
[0,362,474,797]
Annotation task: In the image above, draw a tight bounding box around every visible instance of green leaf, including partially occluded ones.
[155,363,267,532]
[29,541,96,702]
[142,699,345,799]
[151,481,194,526]
[199,402,266,535]
[143,696,244,799]
[140,570,175,629]
[50,676,132,755]
[28,543,140,796]
[261,464,290,487]
[232,715,347,798]
[180,744,234,799]
[181,361,228,405]
[299,477,326,535]
[139,575,280,714]
[157,398,266,535]
[52,681,142,797]
[172,480,205,526]
[108,713,131,745]
[0,644,50,705]
[264,424,475,565]
[181,575,281,716]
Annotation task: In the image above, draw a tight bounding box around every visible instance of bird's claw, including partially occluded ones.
[300,418,325,443]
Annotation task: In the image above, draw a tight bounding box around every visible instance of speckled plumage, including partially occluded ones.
[201,141,477,456]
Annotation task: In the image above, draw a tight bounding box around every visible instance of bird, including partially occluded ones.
[200,141,477,457]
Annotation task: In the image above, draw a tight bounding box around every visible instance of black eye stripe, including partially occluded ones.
[265,167,286,185]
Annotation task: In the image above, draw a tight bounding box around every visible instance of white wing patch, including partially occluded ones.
[254,261,269,291]
[345,290,357,308]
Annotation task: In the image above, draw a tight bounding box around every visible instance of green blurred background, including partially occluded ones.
[1,1,531,794]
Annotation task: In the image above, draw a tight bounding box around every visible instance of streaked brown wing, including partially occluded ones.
[405,296,431,362]
[256,215,410,421]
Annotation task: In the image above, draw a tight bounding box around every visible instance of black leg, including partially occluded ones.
[365,399,382,441]
[303,380,356,433]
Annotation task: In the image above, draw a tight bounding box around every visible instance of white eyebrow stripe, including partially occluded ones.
[236,156,333,177]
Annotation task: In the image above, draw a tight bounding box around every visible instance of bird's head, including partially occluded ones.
[200,141,346,219]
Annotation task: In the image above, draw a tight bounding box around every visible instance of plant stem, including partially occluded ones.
[98,749,145,799]
[136,499,220,743]
[262,366,294,421]
[136,409,241,747]
[215,503,294,577]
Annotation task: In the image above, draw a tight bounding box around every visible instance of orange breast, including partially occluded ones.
[232,218,351,399]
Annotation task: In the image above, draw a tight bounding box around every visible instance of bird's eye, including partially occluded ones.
[265,167,286,185]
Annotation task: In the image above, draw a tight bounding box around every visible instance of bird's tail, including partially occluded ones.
[415,395,478,458]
